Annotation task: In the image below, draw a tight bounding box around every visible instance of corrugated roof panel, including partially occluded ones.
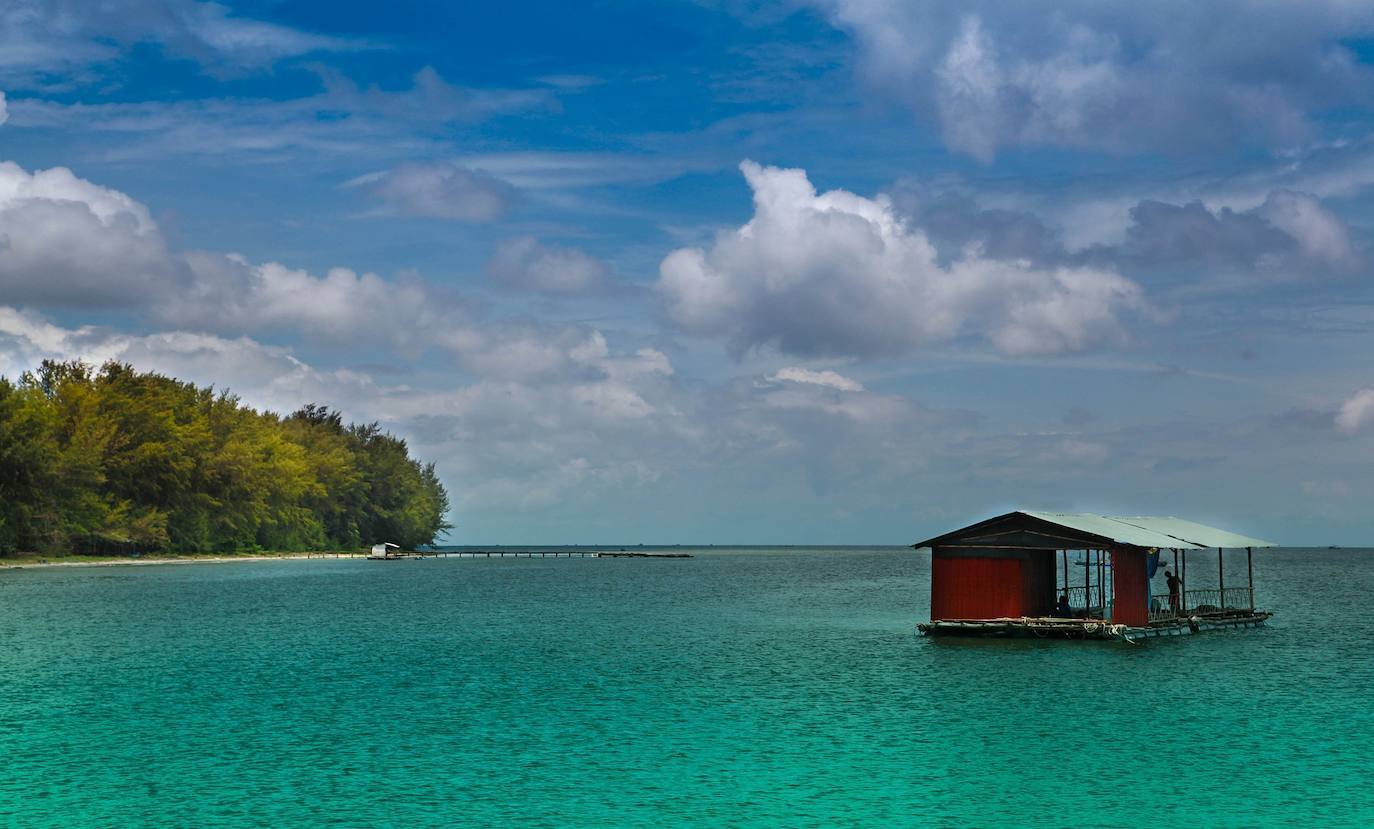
[1020,511,1205,549]
[1105,516,1275,549]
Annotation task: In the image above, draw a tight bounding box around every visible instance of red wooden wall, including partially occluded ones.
[1111,547,1149,626]
[1020,550,1056,617]
[931,556,1023,620]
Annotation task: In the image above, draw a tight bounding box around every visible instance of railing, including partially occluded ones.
[1186,588,1222,613]
[1149,593,1180,621]
[1221,587,1254,611]
[1055,585,1106,618]
[1149,587,1255,619]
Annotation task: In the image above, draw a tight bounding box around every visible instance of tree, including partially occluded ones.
[0,362,452,556]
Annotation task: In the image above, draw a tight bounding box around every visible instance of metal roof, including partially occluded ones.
[1096,515,1275,549]
[1020,511,1206,549]
[915,510,1276,550]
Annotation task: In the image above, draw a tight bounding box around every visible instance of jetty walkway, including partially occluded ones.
[305,550,693,560]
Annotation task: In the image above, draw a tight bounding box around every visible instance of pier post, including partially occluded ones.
[1061,549,1067,607]
[1246,546,1254,610]
[1172,549,1179,616]
[1218,547,1225,608]
[1098,550,1105,613]
[1084,549,1090,612]
[1182,550,1187,612]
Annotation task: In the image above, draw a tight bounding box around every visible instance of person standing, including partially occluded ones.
[1165,568,1181,614]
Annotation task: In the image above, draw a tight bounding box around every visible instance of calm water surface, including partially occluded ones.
[2,547,1371,827]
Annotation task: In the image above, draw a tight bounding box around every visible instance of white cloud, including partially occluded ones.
[1256,190,1357,270]
[0,160,629,382]
[769,367,864,392]
[169,1,357,69]
[0,160,156,232]
[7,68,555,163]
[345,161,518,221]
[0,306,356,414]
[173,251,632,383]
[0,161,180,307]
[316,66,555,126]
[1108,191,1360,275]
[815,1,1374,159]
[0,0,359,85]
[1336,388,1374,435]
[485,236,613,295]
[658,160,1148,358]
[168,253,452,349]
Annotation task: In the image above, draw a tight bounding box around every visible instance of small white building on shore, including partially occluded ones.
[368,542,400,559]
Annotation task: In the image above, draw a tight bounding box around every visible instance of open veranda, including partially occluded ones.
[914,511,1273,643]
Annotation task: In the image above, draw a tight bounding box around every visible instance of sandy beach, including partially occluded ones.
[0,552,368,570]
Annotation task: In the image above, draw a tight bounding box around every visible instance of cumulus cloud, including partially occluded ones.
[346,162,518,221]
[0,161,182,307]
[0,297,972,530]
[166,252,457,347]
[1336,389,1374,435]
[485,236,613,295]
[1108,191,1359,275]
[892,189,1063,266]
[893,180,1361,283]
[0,305,358,414]
[813,1,1374,159]
[0,160,629,384]
[0,303,684,505]
[658,161,1148,358]
[1256,191,1358,270]
[172,251,634,383]
[0,161,457,332]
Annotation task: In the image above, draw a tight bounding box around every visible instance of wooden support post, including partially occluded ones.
[1097,550,1105,615]
[1084,548,1090,611]
[1172,548,1179,615]
[1217,547,1225,608]
[1182,549,1187,611]
[1107,548,1115,622]
[1061,549,1067,598]
[1247,546,1254,610]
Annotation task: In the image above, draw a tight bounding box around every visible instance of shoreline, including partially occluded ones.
[0,552,367,570]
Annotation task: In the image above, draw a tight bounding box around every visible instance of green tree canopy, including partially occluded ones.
[0,361,450,555]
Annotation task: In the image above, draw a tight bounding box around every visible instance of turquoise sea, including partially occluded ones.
[2,547,1372,828]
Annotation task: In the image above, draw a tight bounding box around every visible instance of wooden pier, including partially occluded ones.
[355,550,694,560]
[426,550,598,558]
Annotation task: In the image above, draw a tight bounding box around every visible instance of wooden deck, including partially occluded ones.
[918,610,1272,643]
[363,550,694,560]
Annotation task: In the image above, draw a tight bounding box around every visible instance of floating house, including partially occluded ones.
[913,511,1275,642]
[367,542,401,560]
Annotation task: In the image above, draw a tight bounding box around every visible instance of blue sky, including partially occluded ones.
[3,0,1374,544]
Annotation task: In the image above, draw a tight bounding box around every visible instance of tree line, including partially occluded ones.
[0,360,450,556]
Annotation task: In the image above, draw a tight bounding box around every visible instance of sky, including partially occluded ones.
[2,1,1374,545]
